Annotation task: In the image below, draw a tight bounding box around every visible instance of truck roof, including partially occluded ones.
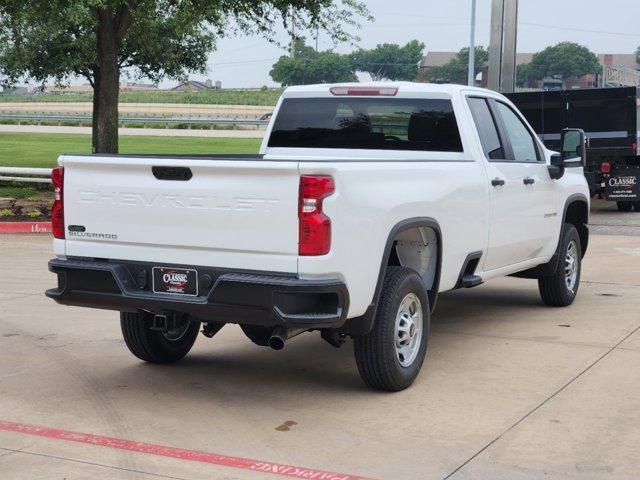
[282,82,493,98]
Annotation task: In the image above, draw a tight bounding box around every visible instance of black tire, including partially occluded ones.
[354,266,430,391]
[633,202,640,212]
[240,324,273,347]
[617,201,633,212]
[538,223,582,307]
[120,311,199,363]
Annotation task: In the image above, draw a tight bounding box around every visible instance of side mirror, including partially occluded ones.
[560,128,586,167]
[548,128,586,180]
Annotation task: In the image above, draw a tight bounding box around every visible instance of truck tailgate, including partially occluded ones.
[61,155,300,273]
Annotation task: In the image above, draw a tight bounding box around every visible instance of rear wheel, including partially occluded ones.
[617,201,633,212]
[538,224,582,307]
[120,311,199,363]
[354,267,430,391]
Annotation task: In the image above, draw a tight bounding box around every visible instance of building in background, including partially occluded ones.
[419,51,640,90]
[45,81,158,94]
[171,79,222,92]
[120,82,158,92]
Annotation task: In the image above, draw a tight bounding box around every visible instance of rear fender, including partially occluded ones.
[339,217,442,335]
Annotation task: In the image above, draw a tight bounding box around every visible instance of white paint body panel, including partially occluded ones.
[56,82,589,319]
[60,156,300,273]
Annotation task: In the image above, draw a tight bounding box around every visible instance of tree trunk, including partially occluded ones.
[95,12,121,154]
[91,73,100,153]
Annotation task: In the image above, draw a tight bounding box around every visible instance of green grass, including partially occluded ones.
[0,89,283,106]
[0,185,40,198]
[0,133,262,168]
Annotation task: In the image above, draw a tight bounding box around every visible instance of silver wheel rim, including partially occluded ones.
[395,293,423,367]
[565,240,579,292]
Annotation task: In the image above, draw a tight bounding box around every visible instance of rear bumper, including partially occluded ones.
[46,258,349,329]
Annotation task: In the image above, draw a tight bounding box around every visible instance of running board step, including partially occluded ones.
[460,274,483,288]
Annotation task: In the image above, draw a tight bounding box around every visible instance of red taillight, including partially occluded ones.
[600,162,612,174]
[329,86,398,96]
[51,167,64,239]
[298,175,334,256]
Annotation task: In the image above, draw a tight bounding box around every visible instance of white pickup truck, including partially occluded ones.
[47,83,590,391]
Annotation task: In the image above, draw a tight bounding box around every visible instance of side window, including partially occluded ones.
[495,102,540,162]
[468,97,505,160]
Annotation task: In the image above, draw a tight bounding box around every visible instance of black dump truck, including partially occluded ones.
[507,87,640,212]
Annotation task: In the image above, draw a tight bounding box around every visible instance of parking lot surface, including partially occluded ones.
[1,204,639,480]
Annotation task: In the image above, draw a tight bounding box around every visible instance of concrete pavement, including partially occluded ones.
[589,199,640,237]
[0,225,639,479]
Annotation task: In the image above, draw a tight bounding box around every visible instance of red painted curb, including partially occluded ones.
[0,421,373,480]
[0,221,51,234]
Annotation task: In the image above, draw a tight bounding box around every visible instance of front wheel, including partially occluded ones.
[538,224,582,307]
[120,311,200,363]
[354,267,430,391]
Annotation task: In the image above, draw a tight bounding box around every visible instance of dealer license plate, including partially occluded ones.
[152,267,198,296]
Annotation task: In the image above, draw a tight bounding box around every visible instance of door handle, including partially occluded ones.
[491,178,505,187]
[523,177,535,185]
[152,166,193,181]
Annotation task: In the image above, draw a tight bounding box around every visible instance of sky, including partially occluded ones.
[182,0,640,88]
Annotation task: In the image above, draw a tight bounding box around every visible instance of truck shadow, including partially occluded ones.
[112,331,367,397]
[435,283,543,320]
[102,281,546,400]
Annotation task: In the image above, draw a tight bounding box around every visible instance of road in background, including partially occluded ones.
[0,124,265,138]
[0,103,274,118]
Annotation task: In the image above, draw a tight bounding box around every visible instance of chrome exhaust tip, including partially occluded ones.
[267,327,306,350]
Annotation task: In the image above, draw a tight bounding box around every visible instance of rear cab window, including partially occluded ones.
[268,97,463,152]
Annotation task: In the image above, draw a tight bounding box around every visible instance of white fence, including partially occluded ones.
[0,114,269,129]
[0,167,53,184]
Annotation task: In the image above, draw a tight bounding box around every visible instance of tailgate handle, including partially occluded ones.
[152,166,192,181]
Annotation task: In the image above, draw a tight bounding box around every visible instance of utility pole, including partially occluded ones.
[468,0,477,86]
[488,0,519,92]
[315,24,320,52]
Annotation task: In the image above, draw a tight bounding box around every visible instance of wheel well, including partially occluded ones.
[386,226,439,295]
[565,200,589,257]
[338,220,441,335]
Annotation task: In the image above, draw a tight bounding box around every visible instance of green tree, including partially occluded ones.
[349,40,424,81]
[0,1,368,153]
[423,46,489,84]
[516,62,535,88]
[517,42,600,85]
[270,39,356,85]
[636,46,640,65]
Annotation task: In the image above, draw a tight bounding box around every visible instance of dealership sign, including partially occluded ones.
[604,171,640,201]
